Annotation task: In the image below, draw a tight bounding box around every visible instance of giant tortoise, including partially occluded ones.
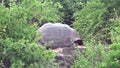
[38,23,83,49]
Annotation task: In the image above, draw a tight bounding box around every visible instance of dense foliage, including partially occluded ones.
[53,0,87,26]
[72,0,120,68]
[0,0,61,68]
[0,0,120,68]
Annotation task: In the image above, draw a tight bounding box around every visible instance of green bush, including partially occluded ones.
[73,0,106,42]
[0,0,63,39]
[73,0,119,44]
[71,0,120,68]
[72,11,120,68]
[0,38,57,68]
[102,18,120,68]
[71,41,109,68]
[53,0,86,25]
[0,0,61,68]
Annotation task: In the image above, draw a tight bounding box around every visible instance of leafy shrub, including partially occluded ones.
[101,18,120,68]
[73,0,119,44]
[71,0,120,68]
[71,41,109,68]
[101,0,120,14]
[72,11,120,68]
[0,38,57,68]
[0,0,63,39]
[73,0,106,42]
[0,0,61,68]
[53,0,86,26]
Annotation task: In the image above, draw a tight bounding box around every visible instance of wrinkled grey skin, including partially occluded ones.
[38,23,83,49]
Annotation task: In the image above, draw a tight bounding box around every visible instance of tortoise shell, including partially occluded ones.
[38,23,83,49]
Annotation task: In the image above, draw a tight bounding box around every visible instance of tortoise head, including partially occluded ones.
[74,39,83,45]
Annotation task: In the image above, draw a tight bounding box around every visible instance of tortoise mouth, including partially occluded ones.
[74,39,83,45]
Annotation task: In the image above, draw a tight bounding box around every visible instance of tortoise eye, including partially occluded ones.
[74,39,83,45]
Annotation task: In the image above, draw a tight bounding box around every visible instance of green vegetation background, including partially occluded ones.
[0,0,120,68]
